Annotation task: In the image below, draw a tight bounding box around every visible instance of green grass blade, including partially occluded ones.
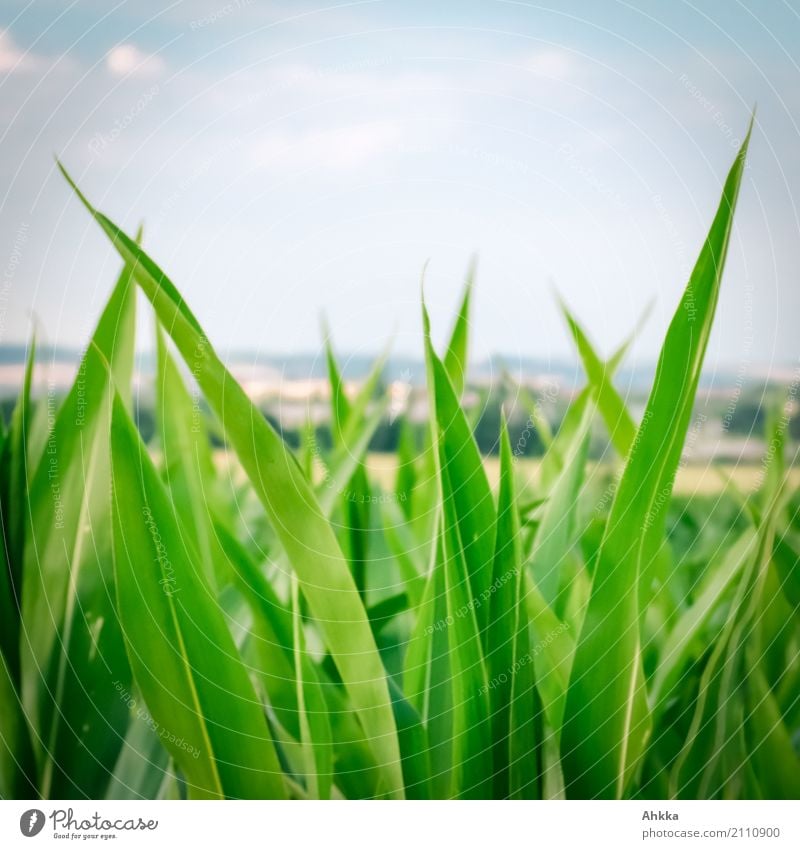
[0,648,36,797]
[21,267,136,798]
[538,387,592,494]
[486,414,519,797]
[5,335,35,592]
[422,300,493,796]
[402,517,454,798]
[650,527,756,716]
[537,328,635,494]
[0,336,35,683]
[322,332,382,595]
[669,488,780,798]
[508,619,540,799]
[743,644,800,798]
[213,520,301,748]
[772,531,800,609]
[442,258,475,398]
[380,498,426,607]
[105,708,170,800]
[395,419,418,517]
[530,400,593,609]
[290,575,333,800]
[387,677,430,799]
[316,397,389,515]
[560,301,637,458]
[155,324,219,589]
[422,300,496,641]
[489,416,538,798]
[439,462,493,797]
[59,164,404,798]
[561,126,752,799]
[522,574,574,732]
[558,298,652,461]
[110,390,286,799]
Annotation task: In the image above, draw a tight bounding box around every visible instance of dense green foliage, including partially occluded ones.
[1,129,799,800]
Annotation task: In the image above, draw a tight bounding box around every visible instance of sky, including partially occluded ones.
[1,0,799,378]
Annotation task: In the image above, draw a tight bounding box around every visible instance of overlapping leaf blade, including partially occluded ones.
[59,164,404,798]
[561,126,752,798]
[21,264,136,798]
[110,390,286,799]
[489,417,538,798]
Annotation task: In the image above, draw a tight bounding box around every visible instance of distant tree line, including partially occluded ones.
[3,394,798,457]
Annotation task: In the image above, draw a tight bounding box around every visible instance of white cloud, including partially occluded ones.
[252,121,403,171]
[524,49,574,79]
[105,43,166,78]
[0,28,41,74]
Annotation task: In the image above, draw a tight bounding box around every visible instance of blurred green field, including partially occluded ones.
[365,453,800,497]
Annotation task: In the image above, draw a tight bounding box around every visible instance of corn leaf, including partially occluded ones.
[650,527,756,717]
[155,324,219,589]
[490,417,538,798]
[442,259,475,398]
[743,644,800,798]
[402,518,454,798]
[530,400,593,609]
[0,337,36,682]
[110,390,286,799]
[0,649,36,797]
[59,163,405,799]
[561,126,752,799]
[290,575,333,800]
[21,265,136,798]
[422,300,496,641]
[559,298,653,458]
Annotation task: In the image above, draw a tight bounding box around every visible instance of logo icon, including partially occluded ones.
[19,810,45,837]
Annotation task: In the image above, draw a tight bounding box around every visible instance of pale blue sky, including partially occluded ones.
[1,0,799,375]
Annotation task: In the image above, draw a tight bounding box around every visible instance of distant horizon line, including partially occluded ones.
[0,342,795,372]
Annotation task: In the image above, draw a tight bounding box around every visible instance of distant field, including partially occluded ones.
[364,452,800,497]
